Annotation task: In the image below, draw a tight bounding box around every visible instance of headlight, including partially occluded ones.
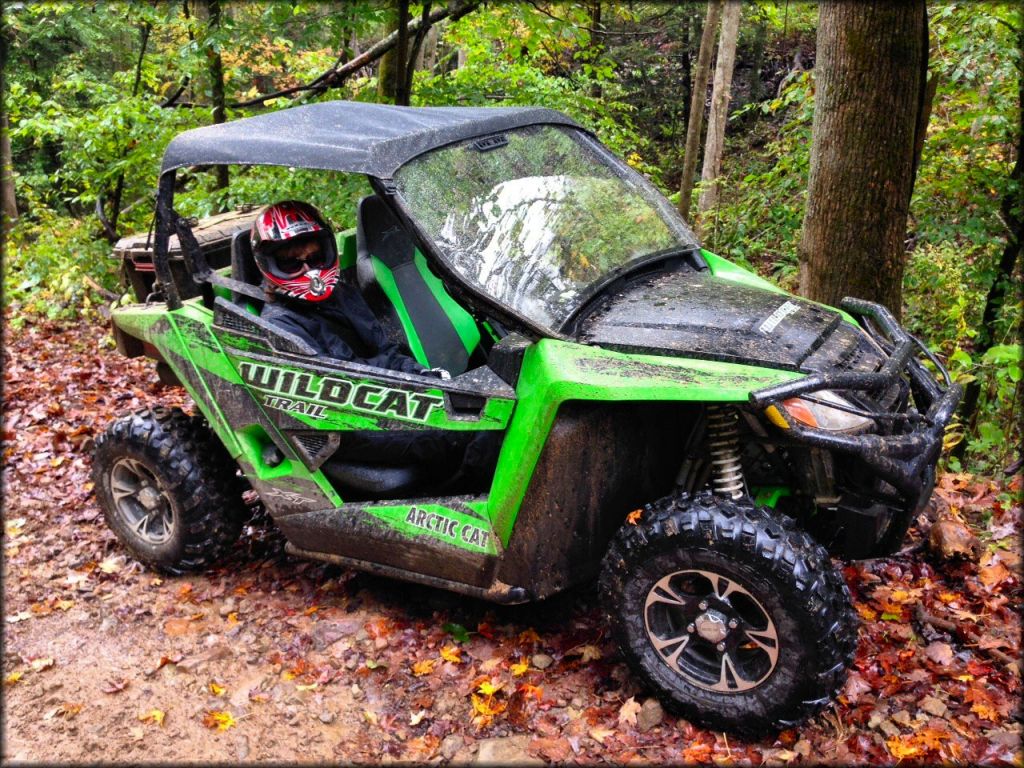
[765,390,874,433]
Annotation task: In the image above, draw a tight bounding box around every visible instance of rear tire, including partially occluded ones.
[93,407,244,574]
[600,492,857,736]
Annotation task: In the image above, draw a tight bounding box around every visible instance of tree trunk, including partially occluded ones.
[696,0,741,230]
[393,0,411,106]
[589,1,603,99]
[204,0,229,193]
[378,1,408,104]
[416,24,438,73]
[1,110,17,225]
[797,2,928,318]
[678,0,723,222]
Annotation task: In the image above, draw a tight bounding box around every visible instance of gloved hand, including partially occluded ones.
[424,367,451,380]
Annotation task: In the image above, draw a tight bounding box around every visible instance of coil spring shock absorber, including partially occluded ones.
[707,404,745,500]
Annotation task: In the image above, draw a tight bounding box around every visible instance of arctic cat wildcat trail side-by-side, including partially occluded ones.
[95,101,960,735]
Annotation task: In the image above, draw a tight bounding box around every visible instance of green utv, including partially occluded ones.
[95,101,960,735]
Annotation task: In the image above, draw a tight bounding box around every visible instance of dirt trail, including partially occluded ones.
[2,318,1020,764]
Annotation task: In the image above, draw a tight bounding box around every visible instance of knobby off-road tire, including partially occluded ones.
[600,493,857,736]
[93,407,245,574]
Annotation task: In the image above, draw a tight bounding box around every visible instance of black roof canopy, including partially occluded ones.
[160,100,585,179]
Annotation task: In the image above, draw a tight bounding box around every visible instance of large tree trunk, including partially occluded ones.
[204,0,229,193]
[797,2,928,318]
[696,0,741,229]
[677,0,723,222]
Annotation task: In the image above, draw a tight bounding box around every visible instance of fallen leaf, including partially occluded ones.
[886,736,922,760]
[295,683,318,692]
[138,709,166,726]
[409,709,428,726]
[568,644,602,663]
[626,509,642,525]
[618,697,642,727]
[978,559,1010,588]
[54,600,74,612]
[442,622,469,643]
[208,681,226,697]
[471,692,507,717]
[510,657,530,676]
[55,702,83,719]
[924,641,954,666]
[439,645,462,664]
[412,658,437,676]
[517,628,540,645]
[589,727,616,744]
[102,678,129,694]
[202,710,236,730]
[97,556,122,574]
[477,679,504,696]
[29,657,54,672]
[5,671,23,685]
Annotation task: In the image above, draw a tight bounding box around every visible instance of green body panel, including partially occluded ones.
[369,250,481,369]
[702,249,858,325]
[364,499,498,555]
[486,339,804,545]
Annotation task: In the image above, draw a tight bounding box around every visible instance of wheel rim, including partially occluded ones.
[643,568,779,693]
[109,458,175,545]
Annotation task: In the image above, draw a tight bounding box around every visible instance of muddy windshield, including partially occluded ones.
[394,125,697,331]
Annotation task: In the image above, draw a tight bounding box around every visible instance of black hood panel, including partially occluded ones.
[576,270,843,371]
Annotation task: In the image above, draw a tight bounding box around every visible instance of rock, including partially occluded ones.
[637,699,664,732]
[318,711,336,724]
[440,734,464,760]
[311,621,356,651]
[920,696,947,718]
[235,736,250,760]
[219,599,236,617]
[928,514,980,560]
[474,735,542,766]
[531,653,553,670]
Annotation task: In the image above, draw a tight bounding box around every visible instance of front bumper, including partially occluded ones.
[749,298,961,520]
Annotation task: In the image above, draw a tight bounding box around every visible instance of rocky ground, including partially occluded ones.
[2,318,1020,764]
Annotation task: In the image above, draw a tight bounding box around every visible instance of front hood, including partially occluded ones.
[575,270,845,371]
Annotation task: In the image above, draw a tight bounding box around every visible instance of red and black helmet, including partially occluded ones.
[251,201,339,302]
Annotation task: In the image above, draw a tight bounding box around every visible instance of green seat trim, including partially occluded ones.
[370,250,481,369]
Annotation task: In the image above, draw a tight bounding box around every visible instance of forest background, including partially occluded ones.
[2,1,1020,479]
[1,2,1022,764]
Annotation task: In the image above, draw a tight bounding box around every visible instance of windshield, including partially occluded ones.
[394,125,698,331]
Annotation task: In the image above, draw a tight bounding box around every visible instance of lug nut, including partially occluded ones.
[686,623,695,633]
[698,601,708,611]
[716,642,726,652]
[728,619,738,629]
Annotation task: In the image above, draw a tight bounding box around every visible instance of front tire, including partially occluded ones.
[93,407,244,574]
[600,493,857,736]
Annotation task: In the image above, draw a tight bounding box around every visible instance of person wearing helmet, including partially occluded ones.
[253,200,445,377]
[252,201,479,490]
